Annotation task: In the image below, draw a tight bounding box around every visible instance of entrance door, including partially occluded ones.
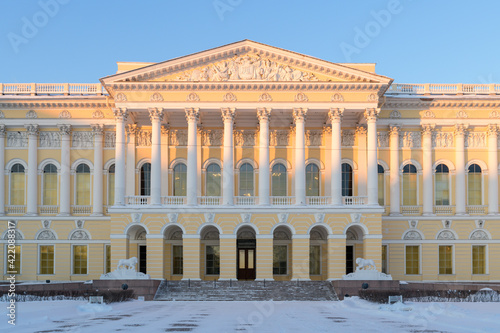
[139,245,147,274]
[237,239,256,280]
[346,245,354,274]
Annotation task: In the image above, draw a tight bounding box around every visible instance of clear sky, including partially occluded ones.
[1,0,499,84]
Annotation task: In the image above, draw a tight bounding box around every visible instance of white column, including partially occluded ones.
[488,124,499,215]
[25,124,39,215]
[222,108,235,205]
[186,108,199,205]
[422,124,434,215]
[113,108,128,206]
[356,126,367,196]
[149,108,164,206]
[257,108,271,205]
[365,109,378,205]
[58,125,71,216]
[293,108,307,205]
[0,125,5,216]
[389,125,401,215]
[161,126,169,197]
[455,124,467,215]
[329,108,343,205]
[91,124,104,215]
[125,124,138,197]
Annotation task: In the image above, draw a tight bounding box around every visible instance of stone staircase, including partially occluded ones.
[154,280,338,301]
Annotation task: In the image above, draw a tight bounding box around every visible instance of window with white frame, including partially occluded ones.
[10,163,25,205]
[42,164,58,206]
[39,245,54,275]
[140,163,151,196]
[378,164,385,205]
[439,245,453,274]
[402,164,417,206]
[472,245,486,275]
[73,245,87,275]
[467,164,482,205]
[108,164,115,205]
[306,163,320,196]
[173,163,187,196]
[205,163,221,196]
[239,163,254,196]
[271,163,287,196]
[75,164,90,206]
[341,163,353,196]
[405,245,419,275]
[435,164,450,205]
[205,245,220,275]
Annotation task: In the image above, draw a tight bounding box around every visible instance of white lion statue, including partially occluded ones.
[356,257,376,271]
[117,257,138,271]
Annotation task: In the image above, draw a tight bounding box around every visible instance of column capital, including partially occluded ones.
[91,124,104,136]
[328,108,344,123]
[355,125,367,135]
[487,124,499,137]
[57,124,71,136]
[161,124,170,135]
[126,123,139,137]
[364,108,380,122]
[113,107,128,121]
[221,107,236,122]
[148,107,164,122]
[24,124,39,136]
[323,125,332,134]
[421,123,435,136]
[292,108,308,122]
[257,107,271,122]
[185,107,200,123]
[0,124,5,137]
[389,124,401,136]
[454,123,469,136]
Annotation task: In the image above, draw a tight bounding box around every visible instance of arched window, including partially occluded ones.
[173,163,187,196]
[341,163,353,196]
[140,163,151,196]
[271,163,287,196]
[10,163,25,205]
[402,164,417,206]
[108,164,115,205]
[306,163,320,196]
[206,163,221,196]
[42,164,58,206]
[468,164,482,205]
[239,163,254,196]
[378,164,384,205]
[75,164,91,206]
[435,164,450,206]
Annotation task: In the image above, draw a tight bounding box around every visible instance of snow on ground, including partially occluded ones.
[2,297,500,333]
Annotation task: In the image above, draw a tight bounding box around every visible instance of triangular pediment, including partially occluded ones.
[101,40,392,85]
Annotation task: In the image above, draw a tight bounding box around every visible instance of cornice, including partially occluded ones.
[383,97,500,109]
[0,102,108,109]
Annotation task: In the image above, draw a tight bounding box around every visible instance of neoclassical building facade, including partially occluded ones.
[1,40,499,282]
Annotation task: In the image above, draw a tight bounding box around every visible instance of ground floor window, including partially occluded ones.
[309,245,321,275]
[206,245,220,275]
[40,245,54,275]
[73,245,88,275]
[6,245,21,274]
[105,245,111,273]
[405,245,419,275]
[273,245,287,275]
[173,245,183,275]
[439,245,453,274]
[381,245,388,274]
[472,245,486,275]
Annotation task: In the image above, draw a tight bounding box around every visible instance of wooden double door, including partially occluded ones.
[237,239,256,280]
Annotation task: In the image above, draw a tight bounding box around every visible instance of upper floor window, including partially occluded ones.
[173,163,187,196]
[378,164,385,205]
[75,164,90,206]
[341,163,353,196]
[140,163,151,196]
[306,163,320,196]
[108,164,115,205]
[239,163,254,196]
[435,164,450,206]
[467,164,482,205]
[271,163,287,196]
[10,163,25,205]
[402,164,417,206]
[206,163,221,197]
[42,164,58,206]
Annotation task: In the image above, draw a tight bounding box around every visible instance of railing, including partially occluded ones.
[270,196,294,205]
[401,205,422,215]
[125,196,150,205]
[199,196,222,206]
[0,83,106,96]
[342,196,367,205]
[39,205,59,215]
[466,205,488,215]
[306,196,330,206]
[434,205,454,215]
[162,196,186,205]
[235,196,258,205]
[386,83,500,95]
[71,205,92,215]
[6,205,26,215]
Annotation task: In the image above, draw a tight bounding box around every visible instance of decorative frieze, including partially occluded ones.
[72,131,93,148]
[136,130,152,147]
[39,132,61,148]
[294,92,308,102]
[223,92,237,102]
[377,132,389,147]
[422,110,435,118]
[234,130,256,146]
[331,93,344,102]
[259,92,272,102]
[341,130,355,146]
[269,129,290,146]
[432,131,454,148]
[465,132,486,148]
[92,110,105,119]
[186,92,200,102]
[104,132,116,148]
[169,129,188,146]
[59,110,71,119]
[389,110,401,119]
[150,92,163,102]
[403,230,422,240]
[25,110,37,119]
[7,132,27,147]
[399,131,421,148]
[202,129,223,146]
[305,130,322,146]
[115,93,127,102]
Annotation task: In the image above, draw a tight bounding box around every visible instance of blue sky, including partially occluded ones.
[0,0,499,84]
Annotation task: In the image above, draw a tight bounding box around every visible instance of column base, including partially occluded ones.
[24,213,38,217]
[422,213,435,217]
[255,278,274,281]
[455,213,469,216]
[291,278,311,281]
[488,212,499,216]
[389,213,403,217]
[57,212,71,217]
[217,278,238,281]
[181,278,202,281]
[91,213,104,217]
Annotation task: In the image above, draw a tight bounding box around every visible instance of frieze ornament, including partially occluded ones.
[470,230,489,240]
[169,129,187,146]
[259,92,273,102]
[114,93,127,102]
[24,124,39,136]
[399,131,421,148]
[377,132,389,147]
[150,92,164,102]
[174,55,319,82]
[465,132,486,148]
[341,130,355,146]
[305,130,322,146]
[489,110,500,119]
[432,131,454,148]
[269,129,290,146]
[437,230,456,240]
[294,92,308,102]
[70,230,89,240]
[331,93,344,102]
[72,131,93,148]
[234,130,256,146]
[136,130,152,147]
[367,93,378,102]
[422,110,435,119]
[456,110,468,118]
[104,132,116,148]
[186,92,200,102]
[221,107,236,122]
[404,230,422,240]
[223,92,237,102]
[37,230,56,240]
[92,110,105,119]
[25,110,37,119]
[7,132,27,147]
[59,110,71,119]
[202,130,223,146]
[39,132,61,148]
[389,110,402,119]
[185,108,199,123]
[0,110,4,118]
[328,108,344,122]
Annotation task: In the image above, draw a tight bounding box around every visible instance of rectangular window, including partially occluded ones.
[309,245,321,275]
[468,173,482,205]
[40,245,54,275]
[173,245,183,275]
[273,245,288,275]
[472,245,486,275]
[435,173,449,205]
[439,245,453,274]
[381,245,388,274]
[76,173,91,205]
[11,172,25,205]
[402,173,417,206]
[6,245,21,274]
[405,245,419,275]
[378,173,384,205]
[205,245,220,275]
[105,245,111,273]
[73,245,88,275]
[43,173,58,205]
